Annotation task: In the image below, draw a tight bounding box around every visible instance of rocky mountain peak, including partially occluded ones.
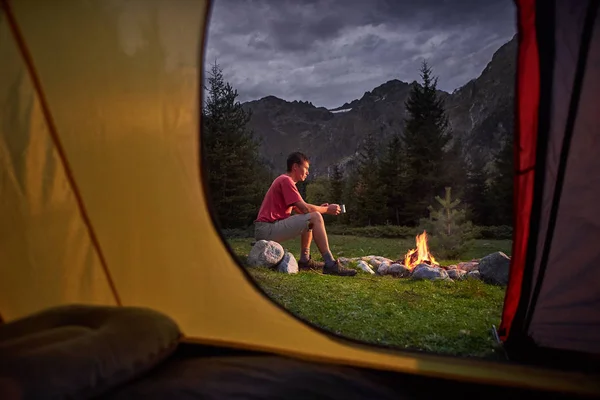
[242,35,517,176]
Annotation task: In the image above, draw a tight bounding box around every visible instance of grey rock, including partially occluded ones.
[467,270,481,280]
[447,269,467,280]
[357,260,375,274]
[247,240,285,268]
[478,252,510,285]
[411,264,449,281]
[456,261,479,272]
[388,263,410,278]
[277,252,298,274]
[377,262,390,275]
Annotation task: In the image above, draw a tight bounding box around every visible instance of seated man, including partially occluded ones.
[254,152,356,276]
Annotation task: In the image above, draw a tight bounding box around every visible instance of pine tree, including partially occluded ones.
[306,176,329,205]
[402,61,451,225]
[443,137,469,199]
[419,187,476,259]
[464,152,490,225]
[352,132,384,226]
[329,164,344,206]
[342,167,360,225]
[378,133,406,225]
[202,61,270,229]
[487,134,514,226]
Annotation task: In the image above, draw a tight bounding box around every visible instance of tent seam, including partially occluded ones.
[0,0,122,306]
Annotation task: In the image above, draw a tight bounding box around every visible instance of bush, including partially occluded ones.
[476,225,513,240]
[418,187,476,260]
[326,224,417,238]
[221,226,255,239]
[219,223,513,241]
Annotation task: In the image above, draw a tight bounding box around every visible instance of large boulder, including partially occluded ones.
[411,264,450,281]
[247,240,285,268]
[478,252,511,285]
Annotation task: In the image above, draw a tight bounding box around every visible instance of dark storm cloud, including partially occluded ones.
[204,0,517,109]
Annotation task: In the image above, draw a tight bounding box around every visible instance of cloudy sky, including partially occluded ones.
[204,0,517,109]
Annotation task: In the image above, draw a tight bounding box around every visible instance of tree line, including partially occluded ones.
[202,61,513,234]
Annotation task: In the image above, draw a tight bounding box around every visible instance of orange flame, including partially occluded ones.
[403,231,437,269]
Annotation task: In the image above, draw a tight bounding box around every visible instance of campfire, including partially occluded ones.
[400,231,439,270]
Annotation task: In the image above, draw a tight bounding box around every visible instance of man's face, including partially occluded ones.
[294,161,309,182]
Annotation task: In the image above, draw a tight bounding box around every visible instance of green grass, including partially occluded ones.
[227,235,512,359]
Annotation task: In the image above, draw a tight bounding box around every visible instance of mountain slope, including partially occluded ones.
[242,35,518,176]
[445,35,518,158]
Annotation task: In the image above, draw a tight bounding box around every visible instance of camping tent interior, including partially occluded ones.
[0,0,599,398]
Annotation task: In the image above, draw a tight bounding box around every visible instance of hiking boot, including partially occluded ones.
[298,257,325,271]
[323,259,357,276]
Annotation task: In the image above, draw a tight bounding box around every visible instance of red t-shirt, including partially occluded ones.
[255,174,303,223]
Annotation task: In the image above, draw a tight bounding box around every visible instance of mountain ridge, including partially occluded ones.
[241,34,518,177]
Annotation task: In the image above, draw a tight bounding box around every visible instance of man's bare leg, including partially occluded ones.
[299,228,313,263]
[306,212,356,276]
[307,212,331,255]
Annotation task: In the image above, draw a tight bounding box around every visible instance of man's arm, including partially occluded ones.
[280,178,339,215]
[292,205,305,214]
[292,200,339,215]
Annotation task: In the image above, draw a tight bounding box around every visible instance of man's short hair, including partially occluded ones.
[287,152,309,172]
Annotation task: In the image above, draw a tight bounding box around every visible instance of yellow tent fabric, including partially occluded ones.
[0,0,598,397]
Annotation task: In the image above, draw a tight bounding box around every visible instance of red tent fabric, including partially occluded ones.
[499,0,540,343]
[499,0,600,366]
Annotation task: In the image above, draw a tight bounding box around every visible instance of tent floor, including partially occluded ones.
[99,342,595,400]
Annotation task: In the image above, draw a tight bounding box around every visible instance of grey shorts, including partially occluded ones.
[254,213,312,243]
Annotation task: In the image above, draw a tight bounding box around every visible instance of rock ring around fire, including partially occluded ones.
[246,240,510,285]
